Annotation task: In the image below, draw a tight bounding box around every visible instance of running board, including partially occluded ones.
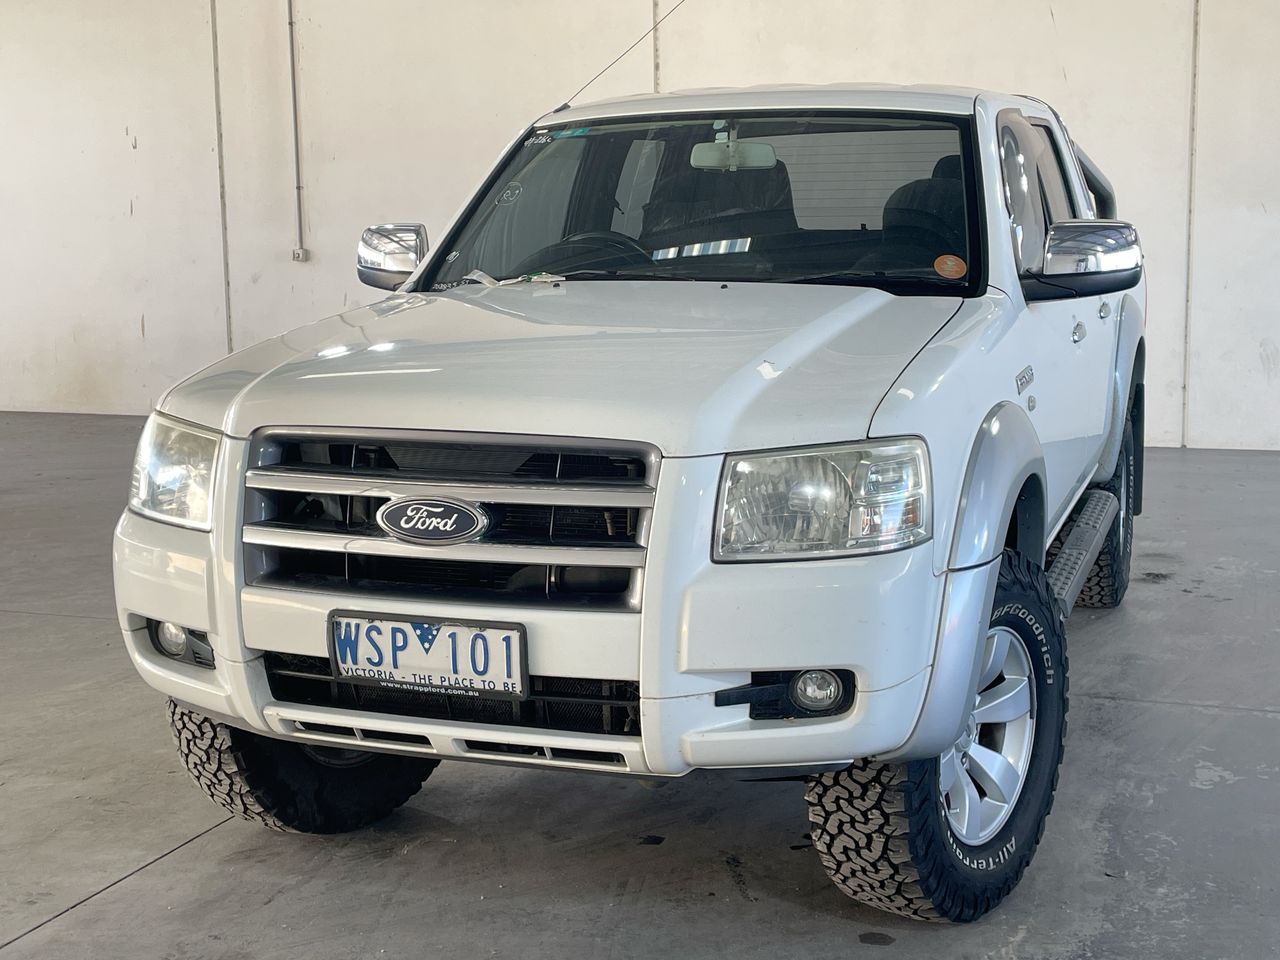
[1045,490,1119,614]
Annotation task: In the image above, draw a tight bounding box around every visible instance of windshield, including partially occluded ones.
[424,112,979,294]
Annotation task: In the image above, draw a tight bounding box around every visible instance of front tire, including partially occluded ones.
[167,700,438,833]
[805,550,1068,922]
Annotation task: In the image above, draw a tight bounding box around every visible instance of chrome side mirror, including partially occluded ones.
[1024,220,1142,301]
[357,223,428,290]
[1044,220,1142,275]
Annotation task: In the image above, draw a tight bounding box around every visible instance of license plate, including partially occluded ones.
[328,611,528,700]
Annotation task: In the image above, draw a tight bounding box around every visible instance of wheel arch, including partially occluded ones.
[1093,292,1146,486]
[948,401,1049,570]
[1004,472,1048,565]
[1129,337,1146,515]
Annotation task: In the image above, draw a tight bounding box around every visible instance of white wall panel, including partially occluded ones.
[1,0,1275,450]
[0,0,230,413]
[1185,0,1280,449]
[655,0,1197,447]
[221,0,654,350]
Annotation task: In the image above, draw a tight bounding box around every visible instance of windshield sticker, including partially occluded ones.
[495,181,523,206]
[934,254,967,279]
[523,132,554,146]
[552,127,590,139]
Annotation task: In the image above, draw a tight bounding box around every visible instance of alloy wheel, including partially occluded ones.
[939,625,1037,846]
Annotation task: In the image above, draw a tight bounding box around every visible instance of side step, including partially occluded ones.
[1045,490,1119,614]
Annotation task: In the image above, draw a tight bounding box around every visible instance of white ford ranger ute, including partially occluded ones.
[114,84,1145,922]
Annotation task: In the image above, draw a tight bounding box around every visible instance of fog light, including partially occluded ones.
[157,621,189,657]
[790,669,843,712]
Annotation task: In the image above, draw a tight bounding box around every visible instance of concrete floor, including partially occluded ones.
[1,411,1277,959]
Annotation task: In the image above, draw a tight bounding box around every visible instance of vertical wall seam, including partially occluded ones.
[208,0,233,354]
[287,0,307,256]
[1181,0,1203,448]
[652,0,660,93]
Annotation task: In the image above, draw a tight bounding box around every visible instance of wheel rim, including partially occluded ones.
[939,625,1036,846]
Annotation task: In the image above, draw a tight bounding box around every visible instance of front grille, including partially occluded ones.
[264,653,641,736]
[242,430,658,610]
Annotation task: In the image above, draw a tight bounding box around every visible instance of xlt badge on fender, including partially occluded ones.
[375,497,489,545]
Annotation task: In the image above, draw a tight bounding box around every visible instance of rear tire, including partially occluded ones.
[167,700,438,833]
[805,550,1067,922]
[1076,418,1135,608]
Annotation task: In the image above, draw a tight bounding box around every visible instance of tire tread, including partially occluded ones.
[804,551,1068,923]
[166,700,432,833]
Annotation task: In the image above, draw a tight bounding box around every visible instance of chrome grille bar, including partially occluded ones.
[242,524,648,568]
[244,469,655,508]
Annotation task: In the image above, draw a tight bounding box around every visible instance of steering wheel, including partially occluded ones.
[510,230,653,276]
[560,231,652,259]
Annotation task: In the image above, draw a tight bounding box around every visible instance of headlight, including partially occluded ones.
[129,414,221,530]
[715,438,931,561]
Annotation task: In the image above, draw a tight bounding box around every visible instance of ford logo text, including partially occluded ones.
[375,497,489,545]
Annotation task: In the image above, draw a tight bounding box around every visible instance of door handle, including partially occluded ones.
[1072,321,1087,343]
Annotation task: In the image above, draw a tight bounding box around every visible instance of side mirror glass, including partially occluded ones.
[1023,220,1142,301]
[357,223,428,290]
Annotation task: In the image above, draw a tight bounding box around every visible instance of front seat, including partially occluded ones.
[857,176,967,271]
[640,160,798,246]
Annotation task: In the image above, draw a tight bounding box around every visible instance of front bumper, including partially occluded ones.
[113,452,996,776]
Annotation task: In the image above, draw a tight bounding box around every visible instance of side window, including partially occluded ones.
[611,139,664,237]
[1029,124,1075,225]
[998,111,1049,274]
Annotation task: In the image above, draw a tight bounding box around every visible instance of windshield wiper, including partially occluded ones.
[463,269,565,287]
[462,268,698,285]
[553,268,700,282]
[786,270,966,291]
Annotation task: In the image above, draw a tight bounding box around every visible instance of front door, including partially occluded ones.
[997,109,1112,522]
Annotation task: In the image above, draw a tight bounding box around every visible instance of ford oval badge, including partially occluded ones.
[375,497,489,545]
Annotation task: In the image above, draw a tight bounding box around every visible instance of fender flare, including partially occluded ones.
[1093,293,1146,484]
[949,401,1048,570]
[885,404,1048,760]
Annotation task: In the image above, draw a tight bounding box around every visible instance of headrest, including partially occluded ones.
[883,178,968,251]
[931,154,962,180]
[642,160,796,237]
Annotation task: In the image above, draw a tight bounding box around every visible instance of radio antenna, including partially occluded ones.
[553,0,693,113]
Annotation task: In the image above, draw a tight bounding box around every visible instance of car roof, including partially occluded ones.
[544,83,1002,124]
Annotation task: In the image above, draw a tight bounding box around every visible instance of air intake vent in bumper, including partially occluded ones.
[264,653,641,737]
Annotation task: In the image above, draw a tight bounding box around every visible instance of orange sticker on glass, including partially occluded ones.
[934,254,967,279]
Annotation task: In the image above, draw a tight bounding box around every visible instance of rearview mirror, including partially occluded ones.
[689,140,777,171]
[1022,220,1142,301]
[357,223,428,290]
